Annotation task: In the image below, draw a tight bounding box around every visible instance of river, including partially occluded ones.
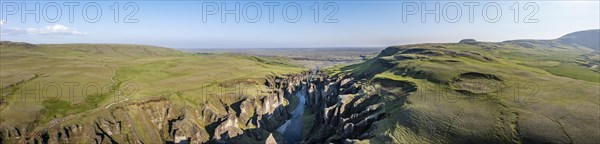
[276,67,317,143]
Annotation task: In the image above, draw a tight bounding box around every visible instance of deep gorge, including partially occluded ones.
[0,71,389,144]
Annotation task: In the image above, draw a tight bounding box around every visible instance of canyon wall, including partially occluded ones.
[1,71,390,144]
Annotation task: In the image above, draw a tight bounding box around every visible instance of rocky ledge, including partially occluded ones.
[0,71,390,144]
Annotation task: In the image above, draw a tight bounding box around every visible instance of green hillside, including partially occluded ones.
[0,42,302,131]
[1,31,599,143]
[330,40,600,143]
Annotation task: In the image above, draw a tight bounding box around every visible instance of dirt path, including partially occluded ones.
[103,63,128,109]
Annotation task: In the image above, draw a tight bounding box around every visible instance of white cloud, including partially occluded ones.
[27,25,87,35]
[1,24,87,36]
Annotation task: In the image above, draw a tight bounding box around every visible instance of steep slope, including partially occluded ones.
[558,29,600,51]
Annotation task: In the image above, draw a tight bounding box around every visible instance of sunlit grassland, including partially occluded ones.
[333,42,600,143]
[0,44,302,125]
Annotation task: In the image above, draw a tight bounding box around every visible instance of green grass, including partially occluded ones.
[0,43,303,129]
[332,41,600,143]
[38,91,111,124]
[41,98,72,119]
[487,43,599,82]
[542,63,600,82]
[1,40,598,143]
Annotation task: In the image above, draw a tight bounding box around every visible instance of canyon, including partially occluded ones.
[0,71,389,143]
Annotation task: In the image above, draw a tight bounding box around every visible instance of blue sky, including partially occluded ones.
[0,1,598,48]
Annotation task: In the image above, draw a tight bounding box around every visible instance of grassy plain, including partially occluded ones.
[0,42,302,126]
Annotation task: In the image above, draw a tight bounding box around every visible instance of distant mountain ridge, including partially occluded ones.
[497,29,599,51]
[0,41,185,58]
[558,29,600,51]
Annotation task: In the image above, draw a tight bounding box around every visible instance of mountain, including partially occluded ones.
[558,29,600,51]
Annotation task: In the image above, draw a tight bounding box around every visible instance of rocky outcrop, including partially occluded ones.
[0,71,390,144]
[0,72,309,143]
[302,74,388,143]
[265,132,285,144]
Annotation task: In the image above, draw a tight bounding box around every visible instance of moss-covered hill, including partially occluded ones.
[331,38,599,143]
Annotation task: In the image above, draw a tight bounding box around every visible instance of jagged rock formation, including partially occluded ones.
[342,42,600,143]
[265,132,284,144]
[0,70,391,143]
[0,73,305,143]
[301,74,388,143]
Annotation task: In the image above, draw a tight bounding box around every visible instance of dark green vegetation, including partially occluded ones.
[329,30,600,143]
